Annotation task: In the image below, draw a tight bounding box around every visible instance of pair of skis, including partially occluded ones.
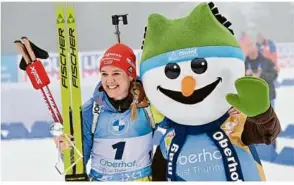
[54,3,86,181]
[14,3,87,182]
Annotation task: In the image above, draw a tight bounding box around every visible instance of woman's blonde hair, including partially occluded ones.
[130,79,148,120]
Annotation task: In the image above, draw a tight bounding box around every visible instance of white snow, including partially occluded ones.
[262,161,294,181]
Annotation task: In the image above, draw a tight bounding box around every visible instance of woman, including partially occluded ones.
[55,43,153,181]
[54,43,241,181]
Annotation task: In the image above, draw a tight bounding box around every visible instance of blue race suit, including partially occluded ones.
[81,82,153,181]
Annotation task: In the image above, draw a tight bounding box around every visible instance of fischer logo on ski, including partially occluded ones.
[69,28,79,88]
[58,28,68,89]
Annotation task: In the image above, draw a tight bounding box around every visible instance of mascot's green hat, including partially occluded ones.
[140,2,241,64]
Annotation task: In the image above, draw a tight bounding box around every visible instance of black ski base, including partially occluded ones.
[65,173,89,181]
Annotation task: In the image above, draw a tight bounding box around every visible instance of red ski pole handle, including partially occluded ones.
[26,60,50,90]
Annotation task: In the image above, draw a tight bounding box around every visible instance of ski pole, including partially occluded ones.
[14,37,63,124]
[21,37,63,123]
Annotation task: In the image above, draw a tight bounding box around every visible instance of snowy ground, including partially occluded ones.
[1,86,294,181]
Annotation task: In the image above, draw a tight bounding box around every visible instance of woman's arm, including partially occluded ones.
[81,99,95,166]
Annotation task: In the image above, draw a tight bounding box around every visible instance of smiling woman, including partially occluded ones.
[100,66,132,102]
[53,43,154,181]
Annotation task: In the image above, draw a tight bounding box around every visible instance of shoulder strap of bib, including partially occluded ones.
[143,105,155,129]
[91,101,101,134]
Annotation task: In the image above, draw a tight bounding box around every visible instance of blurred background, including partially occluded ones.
[1,1,294,181]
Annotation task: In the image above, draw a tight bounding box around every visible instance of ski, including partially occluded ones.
[66,5,85,178]
[55,3,73,178]
[55,3,87,181]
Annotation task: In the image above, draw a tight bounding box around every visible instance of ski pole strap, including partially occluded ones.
[92,101,101,134]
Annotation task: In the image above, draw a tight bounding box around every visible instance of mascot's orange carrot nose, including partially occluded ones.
[181,76,196,97]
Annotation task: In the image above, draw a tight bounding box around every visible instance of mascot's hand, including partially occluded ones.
[226,76,270,117]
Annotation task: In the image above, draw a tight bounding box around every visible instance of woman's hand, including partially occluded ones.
[228,107,240,116]
[54,134,73,153]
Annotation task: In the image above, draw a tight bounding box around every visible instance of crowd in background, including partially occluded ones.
[239,32,279,161]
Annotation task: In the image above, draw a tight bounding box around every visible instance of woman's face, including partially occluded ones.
[100,66,133,100]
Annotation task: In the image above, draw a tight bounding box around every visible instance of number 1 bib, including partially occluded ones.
[91,132,153,175]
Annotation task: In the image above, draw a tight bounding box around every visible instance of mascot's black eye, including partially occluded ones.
[191,58,207,74]
[165,63,181,79]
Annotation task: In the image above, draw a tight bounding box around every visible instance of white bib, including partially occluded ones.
[91,132,153,175]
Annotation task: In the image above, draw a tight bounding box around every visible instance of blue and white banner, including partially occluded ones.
[1,43,293,85]
[1,55,18,83]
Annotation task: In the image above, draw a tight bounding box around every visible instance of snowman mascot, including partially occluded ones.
[140,2,281,181]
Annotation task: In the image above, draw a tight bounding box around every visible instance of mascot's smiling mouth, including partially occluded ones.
[157,77,222,104]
